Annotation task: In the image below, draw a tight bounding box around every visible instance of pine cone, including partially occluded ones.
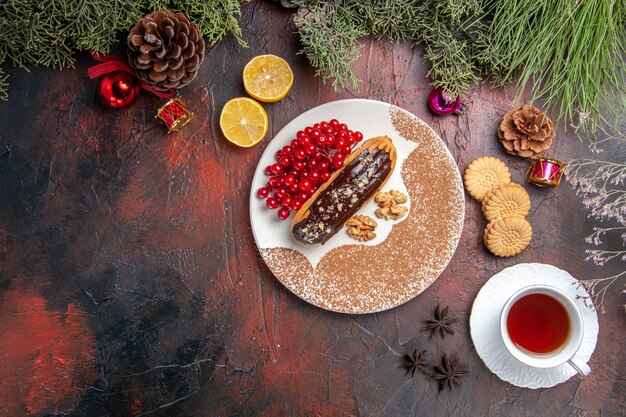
[127,11,205,91]
[498,104,555,158]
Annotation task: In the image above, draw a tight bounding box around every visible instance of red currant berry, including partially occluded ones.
[257,187,269,199]
[281,196,293,208]
[291,139,300,148]
[332,159,344,169]
[274,187,287,198]
[298,135,311,147]
[333,152,345,162]
[326,134,335,147]
[266,197,279,209]
[271,163,283,175]
[347,129,354,137]
[318,160,330,172]
[283,174,296,187]
[293,200,303,210]
[297,191,309,202]
[296,131,307,141]
[320,121,329,130]
[307,159,318,170]
[316,135,327,147]
[305,144,317,155]
[320,171,331,182]
[294,148,307,160]
[323,127,334,136]
[311,129,321,141]
[289,183,299,193]
[341,145,352,155]
[268,176,281,188]
[275,150,283,159]
[308,170,320,184]
[339,123,348,131]
[346,135,355,146]
[264,165,273,176]
[293,161,305,171]
[279,155,291,168]
[278,207,291,220]
[304,126,314,136]
[299,179,312,191]
[329,119,340,129]
[313,123,322,131]
[354,131,363,142]
[335,138,346,149]
[282,145,293,155]
[337,131,348,141]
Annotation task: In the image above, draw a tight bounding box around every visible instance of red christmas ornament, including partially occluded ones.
[88,52,174,110]
[97,71,140,109]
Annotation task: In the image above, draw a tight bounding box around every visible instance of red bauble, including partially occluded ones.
[98,71,140,109]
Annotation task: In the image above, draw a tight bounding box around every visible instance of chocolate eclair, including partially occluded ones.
[291,136,397,244]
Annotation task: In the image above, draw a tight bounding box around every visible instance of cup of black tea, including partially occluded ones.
[500,284,591,376]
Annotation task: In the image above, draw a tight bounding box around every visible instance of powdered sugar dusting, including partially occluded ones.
[258,104,464,314]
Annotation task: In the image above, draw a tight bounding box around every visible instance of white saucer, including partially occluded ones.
[470,263,599,389]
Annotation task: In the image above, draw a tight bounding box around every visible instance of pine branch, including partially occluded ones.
[0,68,8,101]
[295,3,365,91]
[294,0,488,97]
[0,0,249,100]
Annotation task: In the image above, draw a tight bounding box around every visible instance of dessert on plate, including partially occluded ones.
[291,136,397,244]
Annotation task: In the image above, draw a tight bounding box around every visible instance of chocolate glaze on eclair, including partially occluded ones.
[291,136,397,244]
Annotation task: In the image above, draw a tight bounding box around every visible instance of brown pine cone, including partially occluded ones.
[127,11,205,91]
[498,104,555,158]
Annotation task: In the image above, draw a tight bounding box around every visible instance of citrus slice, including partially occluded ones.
[220,97,269,147]
[243,54,294,103]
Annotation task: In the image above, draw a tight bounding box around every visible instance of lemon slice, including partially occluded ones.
[243,54,294,103]
[220,97,269,147]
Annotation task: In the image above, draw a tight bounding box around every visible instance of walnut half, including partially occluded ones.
[376,205,408,220]
[375,190,408,219]
[346,215,378,241]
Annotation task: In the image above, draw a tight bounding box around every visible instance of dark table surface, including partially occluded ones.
[0,2,624,416]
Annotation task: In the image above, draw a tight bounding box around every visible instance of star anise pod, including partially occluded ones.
[422,304,457,339]
[403,349,429,377]
[430,354,469,392]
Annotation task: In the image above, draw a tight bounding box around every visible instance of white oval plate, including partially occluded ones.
[470,263,599,388]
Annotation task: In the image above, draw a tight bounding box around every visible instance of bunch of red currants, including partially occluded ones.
[257,119,364,220]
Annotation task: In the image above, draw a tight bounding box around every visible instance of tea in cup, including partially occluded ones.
[500,284,591,376]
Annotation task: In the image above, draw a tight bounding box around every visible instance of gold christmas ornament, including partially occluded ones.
[525,157,566,188]
[498,104,555,159]
[156,98,194,133]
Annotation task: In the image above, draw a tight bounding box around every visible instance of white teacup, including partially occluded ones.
[500,284,591,376]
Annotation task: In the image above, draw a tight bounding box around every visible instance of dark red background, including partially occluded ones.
[0,2,624,416]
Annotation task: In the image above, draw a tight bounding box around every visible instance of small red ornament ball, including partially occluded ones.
[98,71,140,109]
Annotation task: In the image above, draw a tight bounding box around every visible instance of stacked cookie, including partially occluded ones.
[464,157,532,257]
